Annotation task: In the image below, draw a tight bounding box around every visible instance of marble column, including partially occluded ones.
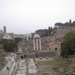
[27,36,28,40]
[37,38,38,50]
[39,38,41,50]
[33,39,35,50]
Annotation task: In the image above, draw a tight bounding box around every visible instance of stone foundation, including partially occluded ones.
[17,50,56,58]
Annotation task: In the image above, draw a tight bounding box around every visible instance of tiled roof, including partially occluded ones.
[50,42,61,46]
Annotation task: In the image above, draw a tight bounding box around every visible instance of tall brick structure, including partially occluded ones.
[3,26,6,34]
[54,26,75,42]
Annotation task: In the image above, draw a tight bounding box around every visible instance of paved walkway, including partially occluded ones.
[15,59,37,75]
[28,59,37,74]
[16,60,26,75]
[0,60,13,75]
[0,53,16,75]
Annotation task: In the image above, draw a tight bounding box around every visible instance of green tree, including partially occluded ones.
[0,39,13,44]
[61,31,75,57]
[55,19,75,27]
[69,19,71,26]
[31,33,35,39]
[15,37,22,43]
[2,41,17,52]
[55,22,63,26]
[64,22,69,26]
[48,26,52,35]
[72,21,75,26]
[32,26,57,37]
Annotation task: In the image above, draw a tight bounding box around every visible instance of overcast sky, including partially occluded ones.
[0,0,75,34]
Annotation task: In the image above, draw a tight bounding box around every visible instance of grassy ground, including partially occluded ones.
[0,52,10,71]
[37,60,57,72]
[0,61,8,71]
[73,67,75,71]
[37,58,68,75]
[37,60,57,67]
[54,57,67,62]
[58,71,67,75]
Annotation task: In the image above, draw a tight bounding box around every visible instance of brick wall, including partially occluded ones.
[54,26,75,42]
[0,33,4,41]
[18,51,56,58]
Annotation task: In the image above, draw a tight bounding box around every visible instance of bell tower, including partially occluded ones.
[4,26,6,34]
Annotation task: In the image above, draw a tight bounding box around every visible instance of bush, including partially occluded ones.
[2,41,17,52]
[61,31,75,57]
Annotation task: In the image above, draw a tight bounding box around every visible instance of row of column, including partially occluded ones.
[33,38,41,50]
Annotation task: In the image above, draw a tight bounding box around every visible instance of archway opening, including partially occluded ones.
[55,48,57,51]
[21,56,23,59]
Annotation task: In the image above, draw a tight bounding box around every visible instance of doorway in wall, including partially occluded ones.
[55,48,57,51]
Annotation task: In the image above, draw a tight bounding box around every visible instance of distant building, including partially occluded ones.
[25,34,32,40]
[54,26,75,42]
[2,26,13,40]
[3,33,12,40]
[49,42,61,52]
[0,26,24,41]
[0,30,4,41]
[13,34,23,39]
[3,26,6,34]
[41,36,53,44]
[8,33,14,40]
